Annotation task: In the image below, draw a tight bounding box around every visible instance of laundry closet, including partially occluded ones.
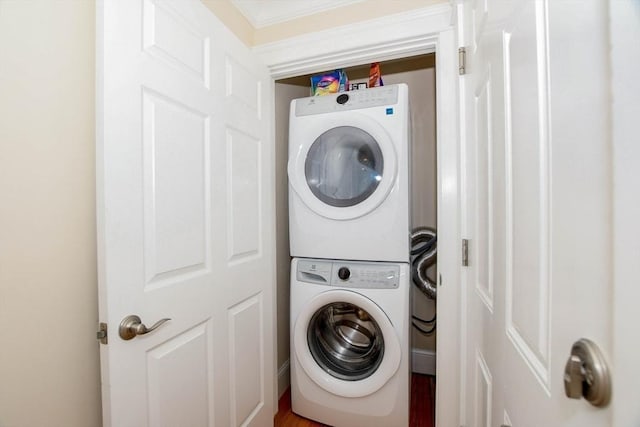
[274,53,438,406]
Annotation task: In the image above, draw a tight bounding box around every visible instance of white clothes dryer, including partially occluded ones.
[288,84,410,262]
[290,258,410,427]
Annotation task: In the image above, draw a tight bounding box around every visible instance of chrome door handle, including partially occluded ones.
[563,338,611,407]
[119,315,171,340]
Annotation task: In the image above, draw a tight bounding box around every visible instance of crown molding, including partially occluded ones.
[253,3,452,79]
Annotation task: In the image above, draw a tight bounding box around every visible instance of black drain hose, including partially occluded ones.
[411,227,437,300]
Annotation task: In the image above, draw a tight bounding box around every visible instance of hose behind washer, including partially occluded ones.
[411,227,437,300]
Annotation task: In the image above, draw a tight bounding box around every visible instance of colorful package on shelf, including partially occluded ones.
[311,69,349,96]
[368,62,384,87]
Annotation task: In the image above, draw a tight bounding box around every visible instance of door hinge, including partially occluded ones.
[458,47,467,75]
[97,322,108,345]
[462,239,469,266]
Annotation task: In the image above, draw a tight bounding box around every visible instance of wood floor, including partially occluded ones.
[274,373,436,427]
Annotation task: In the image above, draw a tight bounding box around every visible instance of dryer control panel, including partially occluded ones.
[296,259,400,289]
[294,85,400,116]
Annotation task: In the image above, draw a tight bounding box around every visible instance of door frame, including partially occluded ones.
[254,4,461,426]
[610,1,640,425]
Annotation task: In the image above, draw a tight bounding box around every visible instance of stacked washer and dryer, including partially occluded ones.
[288,84,412,427]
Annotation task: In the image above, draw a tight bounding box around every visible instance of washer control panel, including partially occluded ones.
[294,85,399,117]
[296,259,400,289]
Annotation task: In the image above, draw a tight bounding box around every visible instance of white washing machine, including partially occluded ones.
[290,258,410,427]
[288,84,410,263]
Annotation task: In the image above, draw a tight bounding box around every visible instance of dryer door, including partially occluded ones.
[293,289,401,398]
[288,114,397,220]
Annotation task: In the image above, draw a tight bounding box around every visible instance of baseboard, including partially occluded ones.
[277,359,290,398]
[412,348,436,375]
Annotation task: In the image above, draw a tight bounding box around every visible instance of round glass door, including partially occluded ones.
[293,289,401,397]
[307,302,384,381]
[305,126,384,208]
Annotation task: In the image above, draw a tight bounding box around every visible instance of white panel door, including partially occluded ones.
[96,1,275,426]
[460,1,612,426]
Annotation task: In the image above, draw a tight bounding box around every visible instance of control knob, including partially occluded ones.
[337,267,351,281]
[336,94,349,104]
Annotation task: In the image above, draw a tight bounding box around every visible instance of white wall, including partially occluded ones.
[201,0,253,46]
[0,1,101,426]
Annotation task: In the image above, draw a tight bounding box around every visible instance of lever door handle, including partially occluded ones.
[119,315,171,340]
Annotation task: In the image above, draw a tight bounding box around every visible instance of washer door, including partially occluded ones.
[288,114,397,220]
[294,289,401,398]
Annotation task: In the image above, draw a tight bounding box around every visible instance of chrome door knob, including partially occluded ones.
[119,315,171,340]
[563,338,611,407]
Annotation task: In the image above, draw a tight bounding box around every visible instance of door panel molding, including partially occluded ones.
[228,293,265,426]
[473,67,494,312]
[143,0,211,87]
[147,320,214,426]
[475,349,493,427]
[226,127,263,264]
[142,88,211,286]
[503,1,552,391]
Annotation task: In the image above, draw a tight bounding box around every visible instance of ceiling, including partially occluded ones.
[230,0,365,28]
